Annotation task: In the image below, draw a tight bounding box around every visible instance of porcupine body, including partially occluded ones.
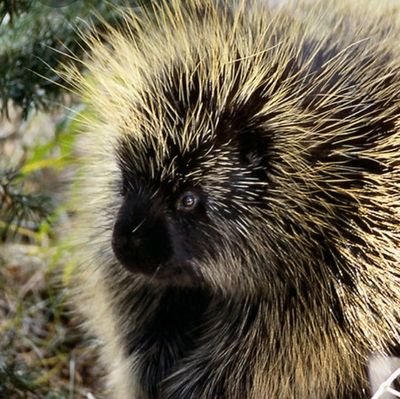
[67,0,400,398]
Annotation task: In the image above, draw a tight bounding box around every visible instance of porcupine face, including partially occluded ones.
[111,76,273,288]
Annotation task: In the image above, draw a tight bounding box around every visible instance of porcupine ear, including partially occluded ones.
[232,82,272,177]
[236,127,271,180]
[238,129,268,167]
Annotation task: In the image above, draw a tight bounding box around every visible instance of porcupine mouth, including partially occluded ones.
[149,260,200,287]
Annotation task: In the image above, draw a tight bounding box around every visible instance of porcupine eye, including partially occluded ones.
[177,191,199,212]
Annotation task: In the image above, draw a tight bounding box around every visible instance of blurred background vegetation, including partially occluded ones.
[0,1,152,397]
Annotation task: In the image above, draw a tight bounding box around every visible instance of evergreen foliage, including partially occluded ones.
[0,167,51,240]
[0,0,135,117]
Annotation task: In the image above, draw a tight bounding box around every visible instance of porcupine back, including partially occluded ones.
[65,1,400,398]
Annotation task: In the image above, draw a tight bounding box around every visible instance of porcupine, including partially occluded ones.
[66,0,400,398]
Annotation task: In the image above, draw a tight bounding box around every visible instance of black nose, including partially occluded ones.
[112,210,173,275]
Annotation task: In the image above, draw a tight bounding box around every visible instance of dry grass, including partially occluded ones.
[0,106,105,398]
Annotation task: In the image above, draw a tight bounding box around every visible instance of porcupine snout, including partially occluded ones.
[111,190,174,276]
